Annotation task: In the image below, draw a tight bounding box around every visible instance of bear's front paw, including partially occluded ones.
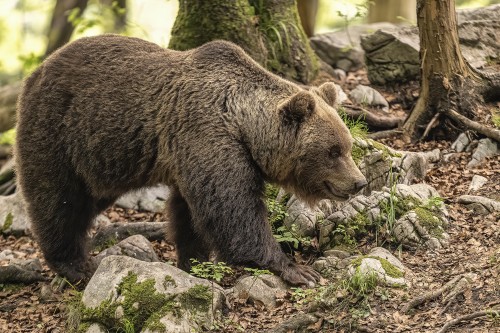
[281,263,321,287]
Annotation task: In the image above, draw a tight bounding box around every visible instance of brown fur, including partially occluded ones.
[15,35,366,285]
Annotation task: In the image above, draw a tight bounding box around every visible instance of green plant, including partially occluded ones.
[189,260,233,283]
[0,129,16,146]
[342,268,378,298]
[338,106,369,139]
[336,1,373,45]
[273,223,311,250]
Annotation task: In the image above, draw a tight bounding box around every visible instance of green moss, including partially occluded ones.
[2,212,13,232]
[163,275,177,288]
[414,207,444,238]
[369,139,402,160]
[73,272,178,333]
[179,284,212,313]
[351,144,367,166]
[93,236,118,252]
[351,256,404,279]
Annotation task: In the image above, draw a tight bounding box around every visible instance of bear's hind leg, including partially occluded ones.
[26,183,105,282]
[166,188,210,271]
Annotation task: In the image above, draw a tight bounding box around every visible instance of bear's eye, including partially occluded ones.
[330,147,340,159]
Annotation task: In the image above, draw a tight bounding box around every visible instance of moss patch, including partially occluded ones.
[179,284,212,313]
[414,207,444,238]
[351,255,404,279]
[2,212,13,233]
[73,272,178,333]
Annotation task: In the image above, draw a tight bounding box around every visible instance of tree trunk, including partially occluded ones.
[297,0,318,37]
[169,0,318,84]
[402,0,499,141]
[367,0,417,24]
[45,0,89,57]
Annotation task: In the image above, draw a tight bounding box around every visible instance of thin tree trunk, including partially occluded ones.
[45,0,89,57]
[368,0,417,24]
[403,0,486,141]
[169,0,318,83]
[297,0,318,37]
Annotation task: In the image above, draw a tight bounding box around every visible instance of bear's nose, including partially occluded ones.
[355,179,368,191]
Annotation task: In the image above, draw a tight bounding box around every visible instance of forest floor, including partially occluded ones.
[0,73,499,333]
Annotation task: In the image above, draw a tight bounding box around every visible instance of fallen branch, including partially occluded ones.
[444,108,500,142]
[342,105,405,129]
[367,129,403,140]
[420,112,440,140]
[263,313,318,333]
[92,221,167,249]
[402,275,462,313]
[436,308,499,333]
[0,264,46,284]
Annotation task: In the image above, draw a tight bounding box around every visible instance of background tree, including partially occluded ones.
[367,0,417,23]
[45,0,89,57]
[169,0,318,84]
[402,0,500,141]
[297,0,318,37]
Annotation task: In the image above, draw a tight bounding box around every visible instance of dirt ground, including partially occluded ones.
[0,76,499,332]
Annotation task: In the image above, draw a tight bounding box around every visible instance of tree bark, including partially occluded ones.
[297,0,318,37]
[402,0,496,141]
[45,0,89,57]
[169,0,318,83]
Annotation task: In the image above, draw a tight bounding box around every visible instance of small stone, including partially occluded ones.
[349,85,389,111]
[94,235,160,266]
[324,249,351,259]
[467,138,498,168]
[332,69,347,82]
[86,324,107,333]
[451,132,470,152]
[233,274,288,309]
[468,175,488,193]
[114,306,124,319]
[39,284,54,302]
[457,195,500,214]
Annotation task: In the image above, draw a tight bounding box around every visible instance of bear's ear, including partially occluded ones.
[279,91,316,124]
[312,82,338,108]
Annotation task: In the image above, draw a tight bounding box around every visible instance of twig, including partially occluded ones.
[92,221,167,249]
[402,275,462,313]
[436,308,499,333]
[444,108,500,142]
[342,105,405,129]
[420,112,440,140]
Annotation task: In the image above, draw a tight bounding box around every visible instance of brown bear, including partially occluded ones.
[15,35,367,285]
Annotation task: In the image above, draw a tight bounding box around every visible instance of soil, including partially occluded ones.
[0,71,499,333]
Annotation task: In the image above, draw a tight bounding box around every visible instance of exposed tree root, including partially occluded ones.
[343,105,405,129]
[444,108,500,142]
[0,264,46,284]
[367,129,403,140]
[92,221,167,250]
[402,274,467,313]
[436,308,499,333]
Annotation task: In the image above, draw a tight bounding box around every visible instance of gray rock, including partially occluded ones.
[393,210,449,250]
[349,85,389,110]
[310,23,396,72]
[457,4,500,22]
[10,258,43,272]
[451,132,471,153]
[233,274,287,309]
[467,138,498,168]
[348,247,408,287]
[0,192,30,235]
[332,69,347,82]
[361,6,500,84]
[335,84,348,104]
[85,323,106,333]
[468,175,488,193]
[83,256,224,333]
[0,249,25,261]
[324,249,351,259]
[115,185,170,213]
[319,183,449,251]
[457,195,500,214]
[94,235,160,266]
[284,195,323,238]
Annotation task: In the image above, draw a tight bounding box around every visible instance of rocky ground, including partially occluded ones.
[0,5,499,330]
[0,104,498,333]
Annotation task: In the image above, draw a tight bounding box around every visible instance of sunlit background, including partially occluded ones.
[0,0,498,82]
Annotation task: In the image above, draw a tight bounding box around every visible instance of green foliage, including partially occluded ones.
[243,267,273,276]
[0,129,15,146]
[342,268,378,298]
[67,272,179,333]
[273,224,311,250]
[189,259,233,283]
[67,0,127,34]
[338,106,368,139]
[18,53,41,76]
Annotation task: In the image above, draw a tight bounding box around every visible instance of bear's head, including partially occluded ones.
[278,82,367,204]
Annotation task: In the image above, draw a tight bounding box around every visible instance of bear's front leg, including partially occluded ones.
[177,150,320,286]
